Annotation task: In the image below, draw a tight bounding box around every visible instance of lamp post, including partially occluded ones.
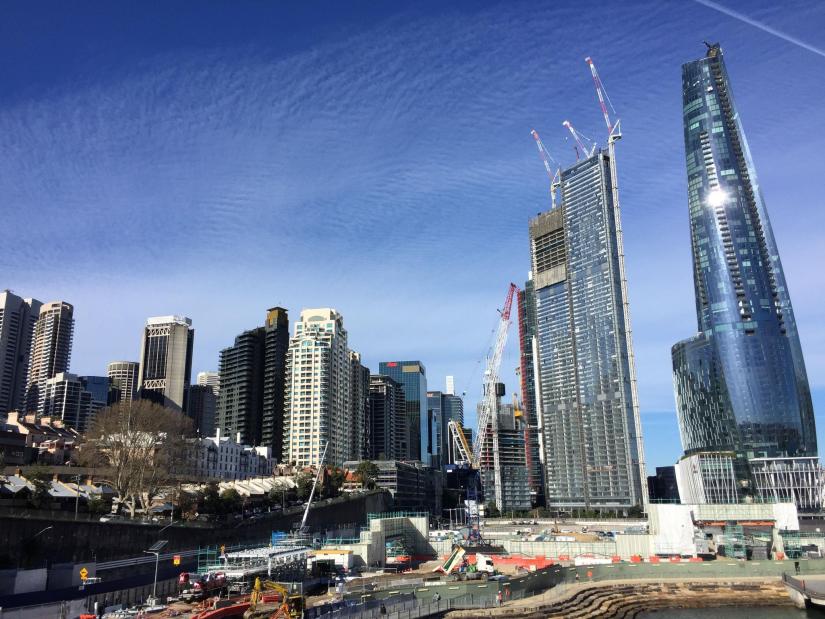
[143,540,168,604]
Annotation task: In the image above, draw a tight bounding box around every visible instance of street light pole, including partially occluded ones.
[144,540,168,604]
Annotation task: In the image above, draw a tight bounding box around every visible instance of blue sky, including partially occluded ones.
[2,1,823,472]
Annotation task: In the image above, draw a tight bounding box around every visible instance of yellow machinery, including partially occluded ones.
[249,577,305,619]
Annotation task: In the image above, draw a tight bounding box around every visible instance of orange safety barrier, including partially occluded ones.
[669,556,681,563]
[775,552,785,561]
[611,556,621,563]
[558,554,571,562]
[630,555,642,563]
[649,556,661,564]
[688,557,703,563]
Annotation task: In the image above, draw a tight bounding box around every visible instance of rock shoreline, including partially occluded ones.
[446,578,791,619]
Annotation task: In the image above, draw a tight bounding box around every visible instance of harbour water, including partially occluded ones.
[639,607,824,618]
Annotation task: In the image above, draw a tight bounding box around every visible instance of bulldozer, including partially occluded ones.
[245,577,305,619]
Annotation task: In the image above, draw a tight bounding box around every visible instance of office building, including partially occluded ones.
[529,142,645,512]
[344,459,442,514]
[137,315,194,412]
[0,291,42,417]
[368,374,404,461]
[25,301,74,414]
[517,276,545,505]
[80,375,113,428]
[672,44,818,508]
[40,372,94,433]
[283,308,352,467]
[107,361,139,403]
[647,465,680,503]
[187,384,217,437]
[261,307,289,458]
[217,327,266,446]
[426,391,444,468]
[196,371,221,393]
[378,361,427,462]
[350,352,370,460]
[445,376,455,396]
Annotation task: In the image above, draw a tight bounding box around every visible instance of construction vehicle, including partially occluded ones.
[178,570,228,601]
[247,577,305,619]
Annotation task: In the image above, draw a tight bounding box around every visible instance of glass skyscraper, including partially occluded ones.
[529,146,645,512]
[673,44,817,506]
[378,361,427,463]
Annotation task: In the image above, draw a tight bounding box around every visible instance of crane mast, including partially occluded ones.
[530,129,561,209]
[473,283,517,511]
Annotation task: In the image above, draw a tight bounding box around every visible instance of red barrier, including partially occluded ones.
[649,556,661,564]
[611,556,621,563]
[669,556,681,563]
[630,555,642,563]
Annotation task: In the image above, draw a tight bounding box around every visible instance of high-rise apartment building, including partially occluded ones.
[107,361,139,403]
[40,372,94,432]
[283,309,352,467]
[261,307,289,458]
[217,327,266,446]
[368,374,404,461]
[378,361,427,462]
[350,352,370,461]
[672,44,818,508]
[445,376,455,396]
[0,291,42,417]
[25,301,74,414]
[529,144,645,512]
[214,307,289,455]
[479,402,531,512]
[517,276,545,506]
[137,315,194,412]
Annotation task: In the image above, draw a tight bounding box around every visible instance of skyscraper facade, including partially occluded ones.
[378,361,427,462]
[479,402,531,512]
[217,327,266,445]
[137,315,194,412]
[41,372,93,432]
[368,374,404,461]
[517,276,545,506]
[529,147,645,512]
[426,391,444,468]
[25,301,74,414]
[350,351,370,461]
[283,308,352,467]
[0,291,42,417]
[188,384,217,437]
[673,44,817,507]
[261,307,289,458]
[107,361,139,404]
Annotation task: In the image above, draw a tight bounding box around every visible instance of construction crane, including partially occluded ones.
[586,56,621,143]
[562,120,596,159]
[447,283,518,513]
[530,129,561,209]
[296,441,328,534]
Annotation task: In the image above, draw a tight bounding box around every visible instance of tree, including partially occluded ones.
[86,495,109,515]
[324,467,346,498]
[80,400,194,518]
[26,466,53,509]
[220,488,243,514]
[355,461,380,490]
[294,472,314,500]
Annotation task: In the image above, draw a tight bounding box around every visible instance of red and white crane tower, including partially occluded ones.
[530,129,561,209]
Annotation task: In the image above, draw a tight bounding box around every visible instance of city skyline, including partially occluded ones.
[2,1,823,472]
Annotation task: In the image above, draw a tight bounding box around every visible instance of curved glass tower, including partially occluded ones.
[673,44,816,502]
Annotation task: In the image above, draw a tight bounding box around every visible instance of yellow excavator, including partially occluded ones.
[246,577,305,619]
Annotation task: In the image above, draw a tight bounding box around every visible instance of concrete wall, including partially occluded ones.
[11,568,47,594]
[0,489,392,566]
